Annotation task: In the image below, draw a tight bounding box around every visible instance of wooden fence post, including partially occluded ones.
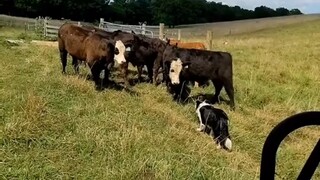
[206,31,213,50]
[44,17,48,37]
[99,18,104,28]
[159,23,164,40]
[178,29,181,40]
[142,22,146,35]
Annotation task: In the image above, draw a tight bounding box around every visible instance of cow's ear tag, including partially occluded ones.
[125,47,131,51]
[184,65,189,69]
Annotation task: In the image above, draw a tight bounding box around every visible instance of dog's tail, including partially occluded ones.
[224,138,232,151]
[219,116,232,151]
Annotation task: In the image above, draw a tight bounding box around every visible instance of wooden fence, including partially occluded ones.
[1,15,214,49]
[98,18,164,39]
[43,17,58,37]
[40,17,166,40]
[42,17,82,38]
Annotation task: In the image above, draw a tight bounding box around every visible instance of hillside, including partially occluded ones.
[2,14,320,39]
[0,20,320,179]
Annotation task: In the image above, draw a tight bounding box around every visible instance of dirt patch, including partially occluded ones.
[31,40,58,47]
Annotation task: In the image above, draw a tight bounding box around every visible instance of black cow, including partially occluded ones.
[163,45,235,110]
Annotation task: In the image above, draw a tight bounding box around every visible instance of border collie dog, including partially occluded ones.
[195,99,232,151]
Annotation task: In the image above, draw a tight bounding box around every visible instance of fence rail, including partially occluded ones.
[98,18,163,38]
[37,17,165,40]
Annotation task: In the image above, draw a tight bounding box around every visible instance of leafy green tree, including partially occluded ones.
[0,0,15,15]
[289,9,303,15]
[0,0,304,25]
[254,6,277,18]
[276,7,290,16]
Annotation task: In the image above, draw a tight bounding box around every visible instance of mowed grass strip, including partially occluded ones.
[0,20,319,179]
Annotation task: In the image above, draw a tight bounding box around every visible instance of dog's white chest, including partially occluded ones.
[196,102,211,125]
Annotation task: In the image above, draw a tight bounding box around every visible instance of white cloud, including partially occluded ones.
[211,0,320,13]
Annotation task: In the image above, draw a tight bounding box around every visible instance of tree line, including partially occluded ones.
[0,0,303,26]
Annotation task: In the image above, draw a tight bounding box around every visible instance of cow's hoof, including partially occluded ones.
[154,81,161,86]
[86,75,93,80]
[230,106,236,111]
[212,96,220,104]
[95,86,104,91]
[216,144,222,149]
[147,80,153,84]
[137,78,144,83]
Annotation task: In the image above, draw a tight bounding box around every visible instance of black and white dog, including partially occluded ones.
[195,98,232,151]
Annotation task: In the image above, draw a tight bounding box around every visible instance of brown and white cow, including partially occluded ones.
[58,23,127,90]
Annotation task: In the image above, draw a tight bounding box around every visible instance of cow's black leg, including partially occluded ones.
[72,56,79,74]
[102,68,110,88]
[60,50,67,74]
[137,65,144,83]
[152,55,162,86]
[212,80,223,104]
[146,63,153,83]
[223,80,235,110]
[119,62,130,88]
[89,62,103,91]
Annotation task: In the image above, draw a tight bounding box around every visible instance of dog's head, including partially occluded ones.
[195,96,211,110]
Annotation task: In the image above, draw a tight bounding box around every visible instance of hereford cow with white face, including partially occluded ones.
[114,40,128,65]
[163,45,235,110]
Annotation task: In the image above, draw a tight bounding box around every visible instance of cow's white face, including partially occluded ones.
[169,58,183,85]
[114,40,130,64]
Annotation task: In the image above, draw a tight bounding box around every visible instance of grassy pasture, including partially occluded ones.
[0,20,320,179]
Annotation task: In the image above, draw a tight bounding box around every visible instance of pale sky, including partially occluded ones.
[212,0,320,14]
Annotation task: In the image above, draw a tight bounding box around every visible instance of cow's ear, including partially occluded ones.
[182,62,191,69]
[195,100,201,108]
[166,38,170,45]
[125,46,131,52]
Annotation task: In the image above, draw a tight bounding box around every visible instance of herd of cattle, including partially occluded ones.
[58,23,235,150]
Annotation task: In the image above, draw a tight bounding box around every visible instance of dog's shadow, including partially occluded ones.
[80,74,139,96]
[105,80,140,96]
[130,77,154,85]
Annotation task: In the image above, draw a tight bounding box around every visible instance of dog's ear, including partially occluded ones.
[195,100,201,109]
[197,95,205,102]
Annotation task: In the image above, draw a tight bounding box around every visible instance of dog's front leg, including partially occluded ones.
[197,124,206,132]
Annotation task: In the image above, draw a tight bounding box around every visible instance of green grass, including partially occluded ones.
[1,20,320,180]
